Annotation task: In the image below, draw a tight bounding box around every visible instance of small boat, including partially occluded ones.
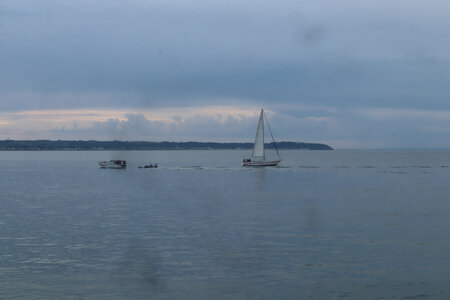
[139,163,158,169]
[98,160,127,169]
[243,109,281,167]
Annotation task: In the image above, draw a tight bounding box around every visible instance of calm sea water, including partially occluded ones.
[0,150,449,299]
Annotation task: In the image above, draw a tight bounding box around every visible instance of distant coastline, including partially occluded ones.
[0,140,333,151]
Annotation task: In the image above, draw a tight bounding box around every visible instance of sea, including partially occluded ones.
[0,150,449,299]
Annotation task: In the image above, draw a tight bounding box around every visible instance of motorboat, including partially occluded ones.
[98,160,127,169]
[139,163,158,168]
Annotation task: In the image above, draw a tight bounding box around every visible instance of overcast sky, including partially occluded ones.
[1,0,450,148]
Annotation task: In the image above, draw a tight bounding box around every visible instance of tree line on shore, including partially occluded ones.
[0,140,333,150]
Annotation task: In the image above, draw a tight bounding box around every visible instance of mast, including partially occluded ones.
[252,109,265,160]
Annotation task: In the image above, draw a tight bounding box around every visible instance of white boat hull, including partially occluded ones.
[242,160,280,167]
[98,160,127,169]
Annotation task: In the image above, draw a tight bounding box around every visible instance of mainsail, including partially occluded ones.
[252,109,265,160]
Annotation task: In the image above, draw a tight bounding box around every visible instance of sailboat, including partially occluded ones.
[242,109,281,167]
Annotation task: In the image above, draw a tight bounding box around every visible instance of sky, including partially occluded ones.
[1,0,450,148]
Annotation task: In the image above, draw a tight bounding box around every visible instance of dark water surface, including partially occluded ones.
[0,150,449,299]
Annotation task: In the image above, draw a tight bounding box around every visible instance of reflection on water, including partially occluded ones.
[251,167,267,190]
[0,150,449,299]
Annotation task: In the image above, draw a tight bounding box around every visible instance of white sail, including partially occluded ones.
[252,109,265,160]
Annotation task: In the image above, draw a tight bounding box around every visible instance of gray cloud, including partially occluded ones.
[50,112,259,141]
[0,103,448,148]
[39,107,450,149]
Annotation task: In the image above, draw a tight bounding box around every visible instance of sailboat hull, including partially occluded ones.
[242,160,280,167]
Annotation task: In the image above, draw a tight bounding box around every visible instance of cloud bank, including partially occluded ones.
[2,105,450,149]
